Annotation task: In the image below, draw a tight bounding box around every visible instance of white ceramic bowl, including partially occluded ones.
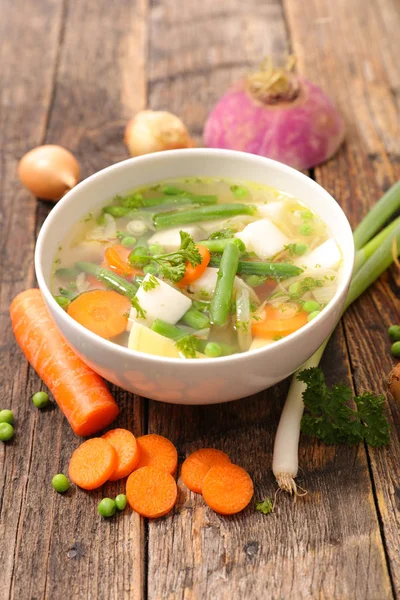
[35,149,354,405]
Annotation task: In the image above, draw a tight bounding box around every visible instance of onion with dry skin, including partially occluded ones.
[18,145,80,202]
[124,110,195,157]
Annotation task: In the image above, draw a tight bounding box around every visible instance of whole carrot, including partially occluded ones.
[10,289,119,436]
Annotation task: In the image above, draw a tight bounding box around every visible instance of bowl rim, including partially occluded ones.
[35,148,354,365]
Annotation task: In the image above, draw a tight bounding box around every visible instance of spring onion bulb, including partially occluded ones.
[18,145,80,202]
[124,110,195,157]
[273,183,400,495]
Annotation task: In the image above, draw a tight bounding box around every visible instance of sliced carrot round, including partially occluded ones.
[181,448,231,494]
[104,244,142,278]
[68,438,117,490]
[178,245,210,287]
[135,434,178,474]
[126,466,177,518]
[102,428,140,481]
[67,289,131,339]
[251,304,308,339]
[202,464,254,515]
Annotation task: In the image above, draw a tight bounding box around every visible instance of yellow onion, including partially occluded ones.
[18,145,80,202]
[124,110,195,157]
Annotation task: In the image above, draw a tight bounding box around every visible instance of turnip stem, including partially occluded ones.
[353,181,400,250]
[273,211,400,495]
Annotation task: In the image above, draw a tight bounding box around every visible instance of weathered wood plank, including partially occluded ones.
[0,2,66,599]
[1,0,148,599]
[285,0,400,593]
[146,1,392,598]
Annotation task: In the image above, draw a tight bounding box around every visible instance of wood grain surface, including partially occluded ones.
[1,0,400,598]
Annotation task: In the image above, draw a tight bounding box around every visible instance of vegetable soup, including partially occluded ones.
[51,178,342,359]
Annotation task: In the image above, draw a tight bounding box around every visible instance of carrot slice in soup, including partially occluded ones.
[67,289,131,339]
[104,244,140,277]
[202,464,254,515]
[102,428,140,480]
[251,304,308,339]
[10,289,119,436]
[181,448,231,494]
[136,434,178,474]
[126,466,177,518]
[178,245,210,287]
[69,438,117,490]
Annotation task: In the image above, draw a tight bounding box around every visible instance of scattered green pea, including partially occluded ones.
[52,474,70,493]
[301,210,313,220]
[391,341,400,357]
[204,342,222,358]
[388,325,400,342]
[121,236,137,248]
[0,422,14,442]
[32,391,50,408]
[143,263,158,276]
[294,243,308,256]
[149,243,164,255]
[307,310,320,322]
[54,296,70,310]
[299,224,313,236]
[129,246,150,267]
[303,300,320,313]
[98,498,117,518]
[115,494,127,511]
[245,275,265,287]
[0,409,14,425]
[289,282,302,296]
[230,184,249,199]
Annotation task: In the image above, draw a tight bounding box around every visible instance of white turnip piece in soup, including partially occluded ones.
[51,177,342,360]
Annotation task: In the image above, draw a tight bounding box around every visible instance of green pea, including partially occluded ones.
[230,185,249,199]
[149,244,164,255]
[294,243,308,256]
[307,310,320,322]
[32,391,50,408]
[204,342,222,358]
[245,275,265,287]
[303,300,320,313]
[129,247,150,267]
[391,341,400,357]
[54,296,70,310]
[0,422,14,442]
[98,498,117,518]
[289,282,302,296]
[0,409,14,424]
[299,224,313,236]
[121,236,137,249]
[115,494,127,511]
[388,325,400,342]
[301,210,313,220]
[143,263,158,276]
[52,474,70,493]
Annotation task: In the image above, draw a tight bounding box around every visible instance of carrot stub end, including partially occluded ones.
[102,428,140,481]
[202,463,254,515]
[68,437,118,490]
[136,433,178,474]
[67,289,131,339]
[126,466,177,518]
[181,448,231,494]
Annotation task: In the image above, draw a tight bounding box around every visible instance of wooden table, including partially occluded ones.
[2,0,400,598]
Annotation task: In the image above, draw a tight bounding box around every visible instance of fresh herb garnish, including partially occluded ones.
[131,297,147,320]
[209,228,236,240]
[289,277,323,299]
[255,498,274,515]
[298,367,390,447]
[141,275,159,292]
[175,334,199,358]
[135,231,201,283]
[235,320,249,332]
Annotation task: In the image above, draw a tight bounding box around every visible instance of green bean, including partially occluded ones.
[210,241,240,327]
[197,340,237,356]
[203,342,222,357]
[198,238,245,253]
[103,205,133,217]
[181,307,210,330]
[153,204,257,230]
[75,262,138,299]
[209,256,303,279]
[143,195,217,207]
[54,296,70,310]
[151,319,188,340]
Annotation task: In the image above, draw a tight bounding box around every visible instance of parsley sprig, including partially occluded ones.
[298,368,390,447]
[130,231,201,283]
[175,334,199,358]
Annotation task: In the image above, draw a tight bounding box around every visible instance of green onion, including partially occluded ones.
[353,181,400,250]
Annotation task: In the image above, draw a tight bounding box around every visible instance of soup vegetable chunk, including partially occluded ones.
[52,178,342,359]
